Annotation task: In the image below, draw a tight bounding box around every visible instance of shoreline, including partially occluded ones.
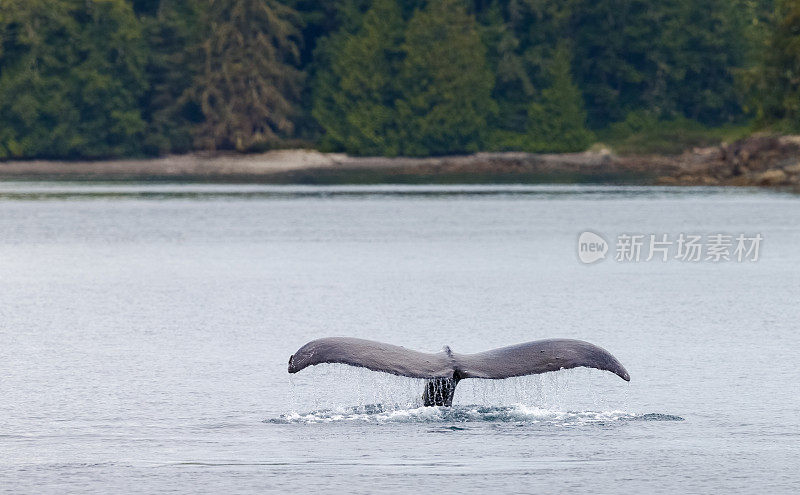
[1,135,799,188]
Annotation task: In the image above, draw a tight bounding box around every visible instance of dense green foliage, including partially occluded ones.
[189,0,302,151]
[747,0,800,131]
[138,0,205,154]
[493,42,594,152]
[526,46,593,153]
[396,0,496,155]
[312,0,405,155]
[0,0,146,158]
[0,0,794,158]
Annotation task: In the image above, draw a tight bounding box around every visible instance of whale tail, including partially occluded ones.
[288,337,629,406]
[422,376,461,406]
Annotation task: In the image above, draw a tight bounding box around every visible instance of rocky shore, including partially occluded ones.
[1,135,799,188]
[647,135,800,188]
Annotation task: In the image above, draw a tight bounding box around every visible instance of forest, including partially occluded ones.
[0,0,797,159]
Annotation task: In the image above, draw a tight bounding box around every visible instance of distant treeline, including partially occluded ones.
[0,0,797,159]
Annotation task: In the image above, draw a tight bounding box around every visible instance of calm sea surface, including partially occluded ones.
[0,183,798,493]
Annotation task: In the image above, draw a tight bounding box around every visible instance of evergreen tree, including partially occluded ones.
[0,0,772,158]
[397,0,496,155]
[289,0,377,140]
[187,0,303,151]
[478,0,578,133]
[139,0,205,154]
[572,0,749,128]
[475,2,531,134]
[525,43,593,152]
[748,0,800,129]
[571,0,664,127]
[289,0,375,71]
[658,0,748,124]
[0,0,146,158]
[311,0,405,155]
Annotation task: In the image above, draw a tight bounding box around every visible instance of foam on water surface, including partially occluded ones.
[270,405,683,425]
[279,364,680,424]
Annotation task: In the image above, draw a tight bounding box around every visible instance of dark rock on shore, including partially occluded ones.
[649,135,800,188]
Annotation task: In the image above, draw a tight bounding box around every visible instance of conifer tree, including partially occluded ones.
[572,0,748,127]
[188,0,303,151]
[0,0,146,158]
[748,0,800,130]
[311,0,405,155]
[480,0,577,134]
[140,0,205,154]
[525,43,593,152]
[397,0,496,155]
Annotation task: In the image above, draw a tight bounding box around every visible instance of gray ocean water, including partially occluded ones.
[0,183,798,493]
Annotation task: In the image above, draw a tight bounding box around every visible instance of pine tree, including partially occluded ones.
[187,0,303,151]
[397,0,496,156]
[311,0,405,155]
[525,43,593,152]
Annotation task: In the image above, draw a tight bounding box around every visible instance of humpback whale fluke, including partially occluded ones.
[288,337,630,406]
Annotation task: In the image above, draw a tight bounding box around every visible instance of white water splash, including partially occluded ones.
[270,404,681,425]
[280,364,649,424]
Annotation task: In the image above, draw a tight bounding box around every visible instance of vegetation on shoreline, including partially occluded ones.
[1,0,798,160]
[597,114,755,156]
